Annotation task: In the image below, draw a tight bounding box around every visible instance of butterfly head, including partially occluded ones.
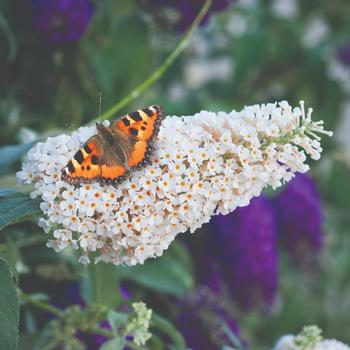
[95,122,105,132]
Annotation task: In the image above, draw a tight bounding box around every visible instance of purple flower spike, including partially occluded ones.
[337,42,350,66]
[176,287,244,350]
[176,0,231,31]
[212,197,278,311]
[149,0,233,31]
[274,173,324,260]
[32,0,94,44]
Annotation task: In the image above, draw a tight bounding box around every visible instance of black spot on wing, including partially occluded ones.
[129,111,143,122]
[129,128,138,136]
[74,150,84,164]
[122,117,130,126]
[67,161,75,173]
[84,144,92,154]
[143,108,153,117]
[92,155,99,165]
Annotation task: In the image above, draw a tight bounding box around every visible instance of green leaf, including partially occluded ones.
[0,10,17,61]
[151,314,186,350]
[0,194,41,231]
[0,257,19,350]
[18,333,39,350]
[23,309,38,333]
[232,32,269,86]
[0,188,19,197]
[83,11,152,110]
[87,262,120,308]
[99,337,125,350]
[220,321,245,350]
[0,143,34,167]
[107,310,128,332]
[327,161,350,209]
[0,239,20,283]
[119,242,194,297]
[33,323,57,350]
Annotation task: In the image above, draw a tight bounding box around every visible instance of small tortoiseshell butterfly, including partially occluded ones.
[62,105,165,185]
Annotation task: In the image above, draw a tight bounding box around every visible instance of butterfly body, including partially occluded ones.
[62,105,165,185]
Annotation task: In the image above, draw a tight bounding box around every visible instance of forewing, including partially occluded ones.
[113,105,165,169]
[113,105,165,142]
[62,136,101,184]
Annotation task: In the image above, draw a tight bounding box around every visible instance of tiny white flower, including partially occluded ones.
[271,0,298,19]
[59,198,77,217]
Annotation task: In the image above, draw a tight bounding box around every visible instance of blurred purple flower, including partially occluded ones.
[52,282,130,350]
[177,287,244,350]
[182,229,224,295]
[32,0,94,44]
[337,42,350,66]
[150,0,233,31]
[273,173,324,260]
[212,197,278,311]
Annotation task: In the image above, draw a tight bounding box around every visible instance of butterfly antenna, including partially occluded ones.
[65,122,80,128]
[98,91,102,119]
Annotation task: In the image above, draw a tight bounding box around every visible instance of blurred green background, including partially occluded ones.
[1,0,350,349]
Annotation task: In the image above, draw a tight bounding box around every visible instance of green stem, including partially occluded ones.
[0,9,17,61]
[125,341,152,350]
[91,325,114,339]
[151,314,186,350]
[92,0,213,123]
[20,291,115,339]
[20,291,63,317]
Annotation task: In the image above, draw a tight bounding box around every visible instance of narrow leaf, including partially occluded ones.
[99,337,125,350]
[151,314,186,350]
[0,188,19,197]
[0,143,34,167]
[221,321,245,350]
[0,257,19,350]
[119,243,194,296]
[0,194,41,231]
[107,310,128,332]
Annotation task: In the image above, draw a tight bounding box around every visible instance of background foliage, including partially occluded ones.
[1,0,350,349]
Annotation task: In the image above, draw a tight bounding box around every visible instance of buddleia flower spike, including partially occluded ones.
[17,101,332,265]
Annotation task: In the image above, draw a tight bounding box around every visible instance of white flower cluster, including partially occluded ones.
[17,101,332,265]
[275,336,350,350]
[125,302,152,347]
[274,325,350,350]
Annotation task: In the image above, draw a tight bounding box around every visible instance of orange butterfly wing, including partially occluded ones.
[100,164,128,183]
[62,137,129,184]
[62,137,101,184]
[114,105,165,169]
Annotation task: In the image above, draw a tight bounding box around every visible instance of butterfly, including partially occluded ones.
[61,105,165,185]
